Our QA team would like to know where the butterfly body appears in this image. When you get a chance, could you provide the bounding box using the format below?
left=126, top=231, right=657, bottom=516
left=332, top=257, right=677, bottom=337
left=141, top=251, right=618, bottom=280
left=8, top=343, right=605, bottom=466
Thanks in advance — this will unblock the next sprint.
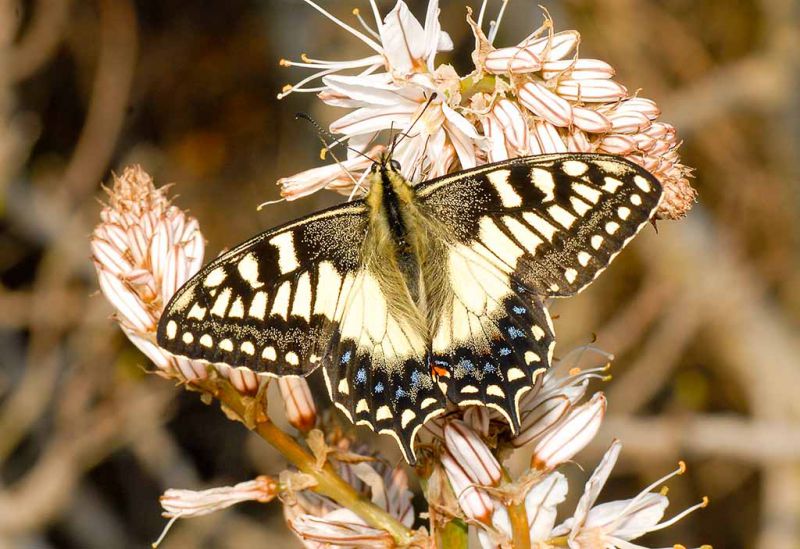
left=157, top=153, right=663, bottom=463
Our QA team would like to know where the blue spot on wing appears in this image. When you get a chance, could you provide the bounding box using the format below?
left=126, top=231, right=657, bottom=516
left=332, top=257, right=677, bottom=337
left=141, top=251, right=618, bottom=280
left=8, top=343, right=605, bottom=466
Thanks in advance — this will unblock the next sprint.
left=513, top=305, right=526, bottom=314
left=483, top=362, right=496, bottom=373
left=395, top=387, right=407, bottom=399
left=508, top=326, right=525, bottom=339
left=499, top=347, right=512, bottom=356
left=375, top=382, right=384, bottom=393
left=341, top=351, right=352, bottom=365
left=355, top=369, right=367, bottom=384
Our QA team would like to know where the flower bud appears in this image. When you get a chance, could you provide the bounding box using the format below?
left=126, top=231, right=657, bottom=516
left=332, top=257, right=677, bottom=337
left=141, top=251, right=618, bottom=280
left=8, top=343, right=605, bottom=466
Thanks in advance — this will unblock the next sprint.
left=444, top=420, right=501, bottom=486
left=278, top=377, right=317, bottom=432
left=519, top=81, right=573, bottom=127
left=485, top=46, right=542, bottom=74
left=532, top=392, right=606, bottom=470
left=556, top=79, right=628, bottom=102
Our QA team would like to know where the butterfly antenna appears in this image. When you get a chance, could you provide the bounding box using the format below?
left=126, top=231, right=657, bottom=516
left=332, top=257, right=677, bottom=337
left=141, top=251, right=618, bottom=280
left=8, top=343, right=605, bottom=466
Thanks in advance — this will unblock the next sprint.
left=390, top=92, right=437, bottom=157
left=295, top=113, right=376, bottom=164
left=295, top=113, right=373, bottom=199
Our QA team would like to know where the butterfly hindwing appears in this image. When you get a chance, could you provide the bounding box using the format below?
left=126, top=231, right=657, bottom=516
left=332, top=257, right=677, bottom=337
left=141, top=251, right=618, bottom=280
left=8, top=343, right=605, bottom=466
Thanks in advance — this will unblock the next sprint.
left=157, top=204, right=367, bottom=377
left=430, top=242, right=554, bottom=430
left=323, top=269, right=444, bottom=462
left=417, top=153, right=663, bottom=297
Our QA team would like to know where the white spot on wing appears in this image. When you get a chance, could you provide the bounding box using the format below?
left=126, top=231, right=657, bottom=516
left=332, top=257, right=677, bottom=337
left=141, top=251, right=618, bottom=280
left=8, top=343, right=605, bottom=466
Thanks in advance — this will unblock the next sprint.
left=262, top=346, right=277, bottom=361
left=605, top=221, right=620, bottom=235
left=401, top=409, right=417, bottom=428
left=210, top=288, right=232, bottom=317
left=338, top=378, right=349, bottom=395
left=570, top=196, right=592, bottom=216
left=249, top=291, right=268, bottom=319
left=313, top=261, right=342, bottom=319
left=487, top=385, right=505, bottom=398
left=591, top=235, right=604, bottom=250
left=562, top=160, right=588, bottom=176
left=228, top=296, right=245, bottom=318
left=187, top=303, right=206, bottom=320
left=531, top=168, right=556, bottom=202
left=479, top=217, right=524, bottom=268
left=285, top=351, right=299, bottom=366
left=573, top=182, right=602, bottom=204
left=503, top=216, right=544, bottom=253
left=166, top=320, right=177, bottom=339
left=531, top=325, right=545, bottom=340
left=241, top=341, right=255, bottom=355
left=182, top=332, right=194, bottom=344
left=630, top=194, right=642, bottom=206
left=270, top=281, right=291, bottom=319
left=547, top=205, right=576, bottom=228
left=237, top=253, right=263, bottom=288
left=618, top=206, right=631, bottom=220
left=204, top=267, right=226, bottom=287
left=634, top=174, right=652, bottom=192
left=292, top=272, right=312, bottom=321
left=524, top=351, right=540, bottom=364
left=269, top=232, right=299, bottom=274
left=602, top=177, right=623, bottom=193
left=578, top=251, right=592, bottom=266
left=356, top=399, right=369, bottom=414
left=487, top=169, right=521, bottom=207
left=376, top=405, right=393, bottom=421
left=565, top=268, right=578, bottom=284
left=219, top=339, right=233, bottom=352
left=507, top=368, right=526, bottom=381
left=522, top=212, right=558, bottom=241
left=200, top=334, right=213, bottom=347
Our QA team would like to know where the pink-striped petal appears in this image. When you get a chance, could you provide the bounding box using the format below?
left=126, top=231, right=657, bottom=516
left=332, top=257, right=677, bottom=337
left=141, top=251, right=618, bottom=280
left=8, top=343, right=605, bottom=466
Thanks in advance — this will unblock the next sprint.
left=556, top=79, right=628, bottom=102
left=519, top=81, right=573, bottom=127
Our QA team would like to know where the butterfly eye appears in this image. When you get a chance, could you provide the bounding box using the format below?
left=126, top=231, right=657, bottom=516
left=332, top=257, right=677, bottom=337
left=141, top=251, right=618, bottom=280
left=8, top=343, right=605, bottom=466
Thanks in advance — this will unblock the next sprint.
left=390, top=159, right=402, bottom=172
left=370, top=163, right=379, bottom=173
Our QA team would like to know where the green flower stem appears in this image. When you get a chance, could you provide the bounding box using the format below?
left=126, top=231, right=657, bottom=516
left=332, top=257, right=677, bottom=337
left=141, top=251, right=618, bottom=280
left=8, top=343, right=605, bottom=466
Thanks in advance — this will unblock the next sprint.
left=503, top=469, right=531, bottom=549
left=436, top=519, right=468, bottom=548
left=459, top=74, right=497, bottom=99
left=194, top=375, right=415, bottom=547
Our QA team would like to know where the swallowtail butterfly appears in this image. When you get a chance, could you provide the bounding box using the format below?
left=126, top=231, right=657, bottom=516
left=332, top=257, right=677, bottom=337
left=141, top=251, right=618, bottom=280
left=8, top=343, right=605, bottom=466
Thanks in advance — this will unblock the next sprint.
left=157, top=153, right=662, bottom=463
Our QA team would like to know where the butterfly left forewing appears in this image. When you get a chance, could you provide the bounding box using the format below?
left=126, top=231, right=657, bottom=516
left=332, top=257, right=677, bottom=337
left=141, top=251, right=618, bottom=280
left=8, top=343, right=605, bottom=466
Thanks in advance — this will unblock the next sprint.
left=157, top=204, right=368, bottom=377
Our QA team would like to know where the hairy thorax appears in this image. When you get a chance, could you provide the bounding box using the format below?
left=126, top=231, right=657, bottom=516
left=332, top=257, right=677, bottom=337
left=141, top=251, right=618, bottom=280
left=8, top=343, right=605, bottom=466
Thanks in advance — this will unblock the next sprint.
left=363, top=165, right=450, bottom=342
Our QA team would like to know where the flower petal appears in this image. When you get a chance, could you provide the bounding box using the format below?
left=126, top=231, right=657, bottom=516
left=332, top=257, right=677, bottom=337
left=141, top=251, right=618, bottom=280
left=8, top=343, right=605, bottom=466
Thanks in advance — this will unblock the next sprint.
left=380, top=0, right=427, bottom=74
left=526, top=472, right=569, bottom=542
left=519, top=81, right=573, bottom=127
left=444, top=420, right=501, bottom=486
left=541, top=58, right=615, bottom=80
left=485, top=46, right=542, bottom=74
left=532, top=392, right=606, bottom=470
left=556, top=79, right=628, bottom=102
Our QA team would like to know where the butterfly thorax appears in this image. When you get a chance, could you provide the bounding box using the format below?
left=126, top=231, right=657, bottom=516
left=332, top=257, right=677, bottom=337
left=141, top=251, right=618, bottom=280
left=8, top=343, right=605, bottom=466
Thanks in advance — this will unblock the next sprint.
left=363, top=162, right=450, bottom=341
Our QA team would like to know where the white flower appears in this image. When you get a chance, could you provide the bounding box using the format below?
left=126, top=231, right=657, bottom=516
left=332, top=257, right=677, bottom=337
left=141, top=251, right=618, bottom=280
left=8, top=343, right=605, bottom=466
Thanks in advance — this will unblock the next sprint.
left=552, top=440, right=710, bottom=549
left=91, top=166, right=208, bottom=382
left=277, top=1, right=483, bottom=198
left=278, top=2, right=696, bottom=218
left=285, top=440, right=416, bottom=548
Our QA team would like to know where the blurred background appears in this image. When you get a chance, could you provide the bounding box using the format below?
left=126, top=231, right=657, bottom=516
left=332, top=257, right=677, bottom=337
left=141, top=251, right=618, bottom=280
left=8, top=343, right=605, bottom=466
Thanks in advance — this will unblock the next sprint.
left=1, top=0, right=798, bottom=547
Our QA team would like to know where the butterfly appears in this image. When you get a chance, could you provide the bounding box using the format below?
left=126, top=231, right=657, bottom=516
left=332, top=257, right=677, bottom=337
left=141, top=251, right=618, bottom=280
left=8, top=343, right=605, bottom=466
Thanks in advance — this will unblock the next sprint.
left=157, top=152, right=662, bottom=463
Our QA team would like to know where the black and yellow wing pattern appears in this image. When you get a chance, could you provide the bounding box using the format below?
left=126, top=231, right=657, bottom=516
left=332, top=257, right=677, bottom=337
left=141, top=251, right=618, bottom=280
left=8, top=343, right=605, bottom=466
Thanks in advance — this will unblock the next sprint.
left=157, top=152, right=662, bottom=463
left=416, top=153, right=661, bottom=429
